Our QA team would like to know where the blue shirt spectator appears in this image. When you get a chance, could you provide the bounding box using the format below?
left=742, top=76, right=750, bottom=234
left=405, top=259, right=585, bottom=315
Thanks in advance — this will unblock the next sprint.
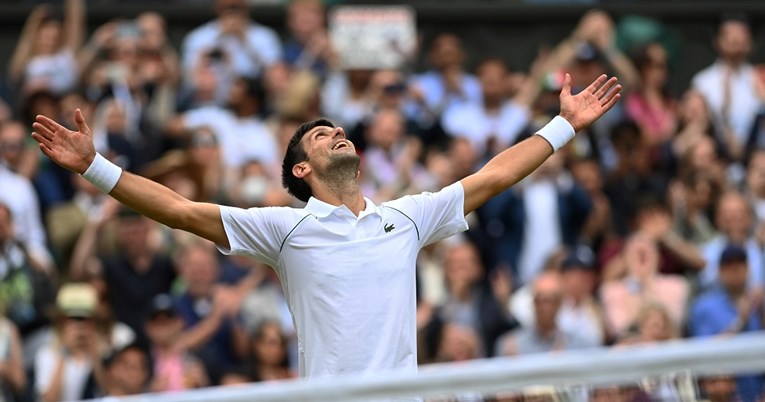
left=689, top=244, right=764, bottom=402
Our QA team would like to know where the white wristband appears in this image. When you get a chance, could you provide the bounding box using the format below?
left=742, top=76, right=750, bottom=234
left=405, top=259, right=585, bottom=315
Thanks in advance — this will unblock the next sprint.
left=535, top=115, right=576, bottom=151
left=82, top=153, right=122, bottom=194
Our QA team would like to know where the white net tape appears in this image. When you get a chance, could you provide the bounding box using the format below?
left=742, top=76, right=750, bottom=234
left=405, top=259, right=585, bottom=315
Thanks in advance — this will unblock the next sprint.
left=91, top=333, right=765, bottom=402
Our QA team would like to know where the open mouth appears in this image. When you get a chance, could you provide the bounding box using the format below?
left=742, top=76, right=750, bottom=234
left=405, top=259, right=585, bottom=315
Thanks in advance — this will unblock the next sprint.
left=332, top=141, right=351, bottom=151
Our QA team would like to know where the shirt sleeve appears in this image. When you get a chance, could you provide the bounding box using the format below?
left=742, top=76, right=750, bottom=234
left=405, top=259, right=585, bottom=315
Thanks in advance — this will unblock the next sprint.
left=216, top=206, right=292, bottom=267
left=386, top=182, right=469, bottom=248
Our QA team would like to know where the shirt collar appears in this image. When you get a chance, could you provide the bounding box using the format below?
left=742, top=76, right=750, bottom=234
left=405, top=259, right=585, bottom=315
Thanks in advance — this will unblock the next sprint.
left=304, top=196, right=380, bottom=219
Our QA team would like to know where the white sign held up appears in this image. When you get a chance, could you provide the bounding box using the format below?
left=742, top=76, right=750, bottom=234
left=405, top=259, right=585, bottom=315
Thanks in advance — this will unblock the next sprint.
left=329, top=5, right=417, bottom=70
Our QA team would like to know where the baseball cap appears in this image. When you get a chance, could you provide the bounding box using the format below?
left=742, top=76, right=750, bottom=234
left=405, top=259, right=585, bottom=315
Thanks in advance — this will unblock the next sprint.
left=720, top=244, right=748, bottom=266
left=149, top=293, right=177, bottom=318
left=55, top=283, right=98, bottom=318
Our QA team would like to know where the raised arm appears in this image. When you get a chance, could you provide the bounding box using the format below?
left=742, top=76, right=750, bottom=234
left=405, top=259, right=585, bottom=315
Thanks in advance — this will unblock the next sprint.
left=31, top=110, right=230, bottom=249
left=461, top=73, right=621, bottom=214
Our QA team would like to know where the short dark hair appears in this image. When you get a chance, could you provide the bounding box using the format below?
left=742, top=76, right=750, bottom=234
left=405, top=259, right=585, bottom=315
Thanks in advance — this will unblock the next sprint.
left=281, top=119, right=335, bottom=202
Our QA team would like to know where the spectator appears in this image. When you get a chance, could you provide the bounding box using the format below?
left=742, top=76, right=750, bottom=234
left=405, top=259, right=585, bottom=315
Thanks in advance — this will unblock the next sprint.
left=8, top=0, right=84, bottom=95
left=144, top=293, right=208, bottom=392
left=410, top=33, right=482, bottom=122
left=47, top=175, right=114, bottom=274
left=441, top=58, right=534, bottom=161
left=692, top=15, right=761, bottom=159
left=625, top=43, right=677, bottom=145
left=247, top=321, right=294, bottom=382
left=432, top=241, right=516, bottom=358
left=600, top=200, right=705, bottom=280
left=497, top=271, right=591, bottom=356
left=618, top=303, right=677, bottom=345
left=0, top=120, right=39, bottom=180
left=86, top=343, right=151, bottom=398
left=603, top=120, right=669, bottom=237
left=171, top=76, right=278, bottom=178
left=557, top=250, right=606, bottom=348
left=73, top=206, right=176, bottom=347
left=690, top=245, right=764, bottom=401
left=0, top=141, right=53, bottom=272
left=174, top=241, right=247, bottom=383
left=182, top=0, right=282, bottom=82
left=570, top=157, right=613, bottom=251
left=669, top=172, right=718, bottom=246
left=434, top=324, right=482, bottom=363
left=600, top=234, right=689, bottom=339
left=361, top=108, right=435, bottom=203
left=699, top=191, right=764, bottom=290
left=35, top=283, right=107, bottom=402
left=698, top=374, right=744, bottom=402
left=672, top=90, right=721, bottom=165
left=283, top=0, right=336, bottom=77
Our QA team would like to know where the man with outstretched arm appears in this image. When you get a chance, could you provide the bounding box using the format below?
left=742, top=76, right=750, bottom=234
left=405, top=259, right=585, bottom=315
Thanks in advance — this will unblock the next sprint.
left=32, top=74, right=620, bottom=388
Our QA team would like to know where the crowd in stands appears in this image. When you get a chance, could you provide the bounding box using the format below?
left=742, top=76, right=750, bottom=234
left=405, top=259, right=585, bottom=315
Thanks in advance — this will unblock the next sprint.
left=1, top=0, right=765, bottom=400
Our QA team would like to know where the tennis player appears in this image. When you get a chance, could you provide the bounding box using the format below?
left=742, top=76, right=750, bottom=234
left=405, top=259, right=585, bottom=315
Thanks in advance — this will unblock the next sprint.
left=32, top=74, right=619, bottom=384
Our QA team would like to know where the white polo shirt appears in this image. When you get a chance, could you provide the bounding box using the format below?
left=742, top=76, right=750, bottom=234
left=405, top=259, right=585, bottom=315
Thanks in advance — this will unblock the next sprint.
left=218, top=182, right=468, bottom=381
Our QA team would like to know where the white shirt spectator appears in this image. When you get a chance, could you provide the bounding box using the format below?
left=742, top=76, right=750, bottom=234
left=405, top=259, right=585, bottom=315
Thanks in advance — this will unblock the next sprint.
left=183, top=106, right=279, bottom=169
left=34, top=344, right=92, bottom=402
left=510, top=287, right=602, bottom=348
left=0, top=164, right=50, bottom=267
left=692, top=61, right=763, bottom=142
left=410, top=71, right=482, bottom=116
left=25, top=49, right=78, bottom=95
left=441, top=101, right=530, bottom=157
left=182, top=21, right=282, bottom=79
left=517, top=178, right=562, bottom=285
left=217, top=182, right=468, bottom=379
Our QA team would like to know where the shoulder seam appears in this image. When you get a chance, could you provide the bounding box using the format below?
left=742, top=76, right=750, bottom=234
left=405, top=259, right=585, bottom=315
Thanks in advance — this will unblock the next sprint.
left=384, top=206, right=420, bottom=241
left=279, top=213, right=314, bottom=253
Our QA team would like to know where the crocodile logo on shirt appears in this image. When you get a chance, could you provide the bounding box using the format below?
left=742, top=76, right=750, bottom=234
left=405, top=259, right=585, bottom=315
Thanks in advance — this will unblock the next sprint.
left=384, top=223, right=395, bottom=233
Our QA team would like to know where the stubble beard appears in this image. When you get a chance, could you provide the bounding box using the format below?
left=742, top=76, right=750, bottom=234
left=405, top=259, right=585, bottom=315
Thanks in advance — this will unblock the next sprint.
left=315, top=152, right=361, bottom=194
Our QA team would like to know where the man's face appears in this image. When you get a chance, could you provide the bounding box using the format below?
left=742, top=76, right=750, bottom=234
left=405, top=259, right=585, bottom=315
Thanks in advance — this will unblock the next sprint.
left=533, top=274, right=563, bottom=325
left=145, top=313, right=183, bottom=346
left=715, top=194, right=751, bottom=238
left=0, top=122, right=26, bottom=167
left=181, top=248, right=219, bottom=298
left=719, top=261, right=748, bottom=294
left=478, top=62, right=506, bottom=102
left=297, top=125, right=360, bottom=182
left=444, top=244, right=482, bottom=289
left=430, top=35, right=464, bottom=69
left=367, top=110, right=403, bottom=151
left=717, top=21, right=751, bottom=62
left=110, top=349, right=149, bottom=394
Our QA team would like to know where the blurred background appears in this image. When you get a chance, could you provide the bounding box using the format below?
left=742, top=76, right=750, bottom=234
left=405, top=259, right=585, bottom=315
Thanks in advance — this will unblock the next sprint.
left=1, top=0, right=765, bottom=401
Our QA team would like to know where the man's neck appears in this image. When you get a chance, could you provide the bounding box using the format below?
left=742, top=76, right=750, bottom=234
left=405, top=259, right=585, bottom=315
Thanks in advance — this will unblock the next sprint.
left=483, top=97, right=502, bottom=112
left=721, top=58, right=746, bottom=70
left=312, top=174, right=365, bottom=216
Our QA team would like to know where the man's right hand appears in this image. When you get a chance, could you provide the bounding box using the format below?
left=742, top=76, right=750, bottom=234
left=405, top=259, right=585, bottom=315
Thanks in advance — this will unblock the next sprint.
left=32, top=109, right=96, bottom=174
